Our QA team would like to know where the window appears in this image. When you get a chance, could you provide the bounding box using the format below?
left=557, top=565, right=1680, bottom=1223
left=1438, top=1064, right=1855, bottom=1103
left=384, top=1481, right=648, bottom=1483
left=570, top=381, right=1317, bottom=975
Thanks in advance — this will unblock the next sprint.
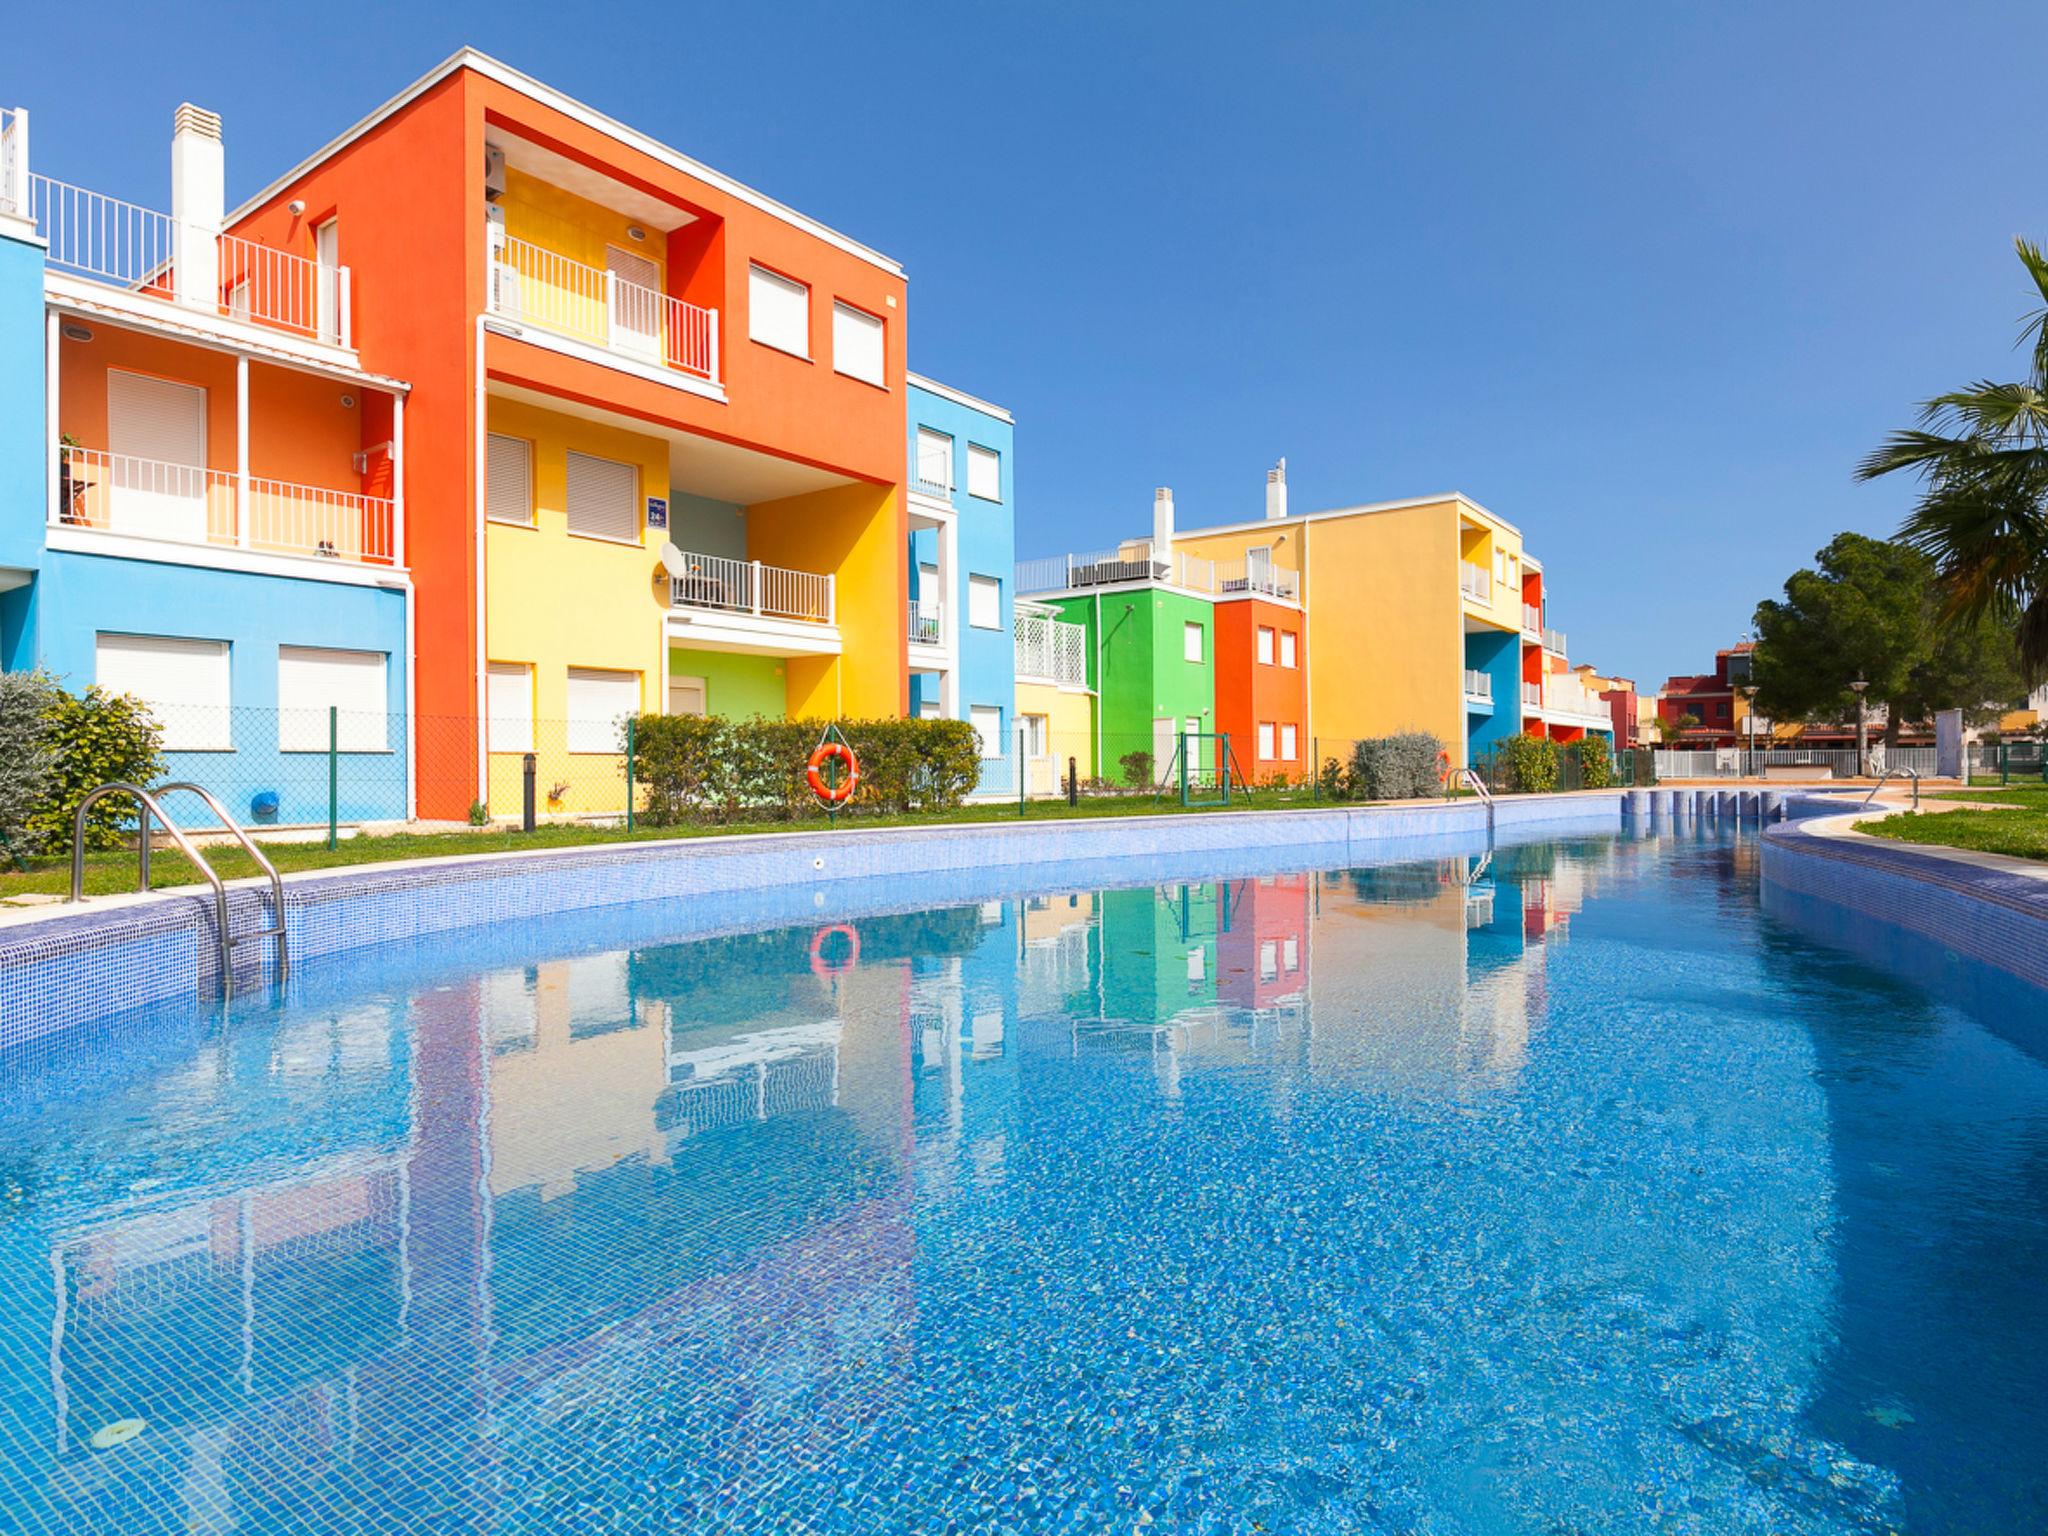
left=969, top=704, right=1003, bottom=758
left=1260, top=941, right=1278, bottom=982
left=1186, top=947, right=1205, bottom=983
left=1022, top=713, right=1048, bottom=757
left=96, top=633, right=231, bottom=751
left=1283, top=936, right=1298, bottom=971
left=916, top=427, right=953, bottom=491
left=278, top=646, right=389, bottom=752
left=1279, top=630, right=1297, bottom=668
left=564, top=450, right=639, bottom=544
left=967, top=443, right=1001, bottom=501
left=488, top=662, right=534, bottom=753
left=832, top=301, right=885, bottom=386
left=1257, top=722, right=1276, bottom=760
left=748, top=264, right=809, bottom=356
left=968, top=574, right=1001, bottom=630
left=565, top=667, right=640, bottom=754
left=1280, top=723, right=1298, bottom=760
left=106, top=370, right=208, bottom=541
left=1183, top=621, right=1204, bottom=663
left=1256, top=626, right=1275, bottom=665
left=486, top=434, right=533, bottom=526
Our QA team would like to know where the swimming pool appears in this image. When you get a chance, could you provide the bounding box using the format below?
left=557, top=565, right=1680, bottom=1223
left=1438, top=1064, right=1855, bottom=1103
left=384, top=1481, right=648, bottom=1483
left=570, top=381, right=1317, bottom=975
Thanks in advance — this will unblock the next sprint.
left=1, top=824, right=2042, bottom=1533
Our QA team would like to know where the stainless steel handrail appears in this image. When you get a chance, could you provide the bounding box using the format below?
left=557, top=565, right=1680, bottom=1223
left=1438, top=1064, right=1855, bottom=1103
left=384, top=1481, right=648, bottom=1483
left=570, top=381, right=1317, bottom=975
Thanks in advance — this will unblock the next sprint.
left=1445, top=767, right=1493, bottom=803
left=156, top=781, right=289, bottom=983
left=68, top=782, right=235, bottom=989
left=1862, top=766, right=1921, bottom=812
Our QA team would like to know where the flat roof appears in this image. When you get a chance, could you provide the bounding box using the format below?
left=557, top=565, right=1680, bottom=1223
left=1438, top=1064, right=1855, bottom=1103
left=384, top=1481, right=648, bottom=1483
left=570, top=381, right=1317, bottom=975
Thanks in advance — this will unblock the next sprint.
left=907, top=372, right=1013, bottom=423
left=1170, top=490, right=1525, bottom=543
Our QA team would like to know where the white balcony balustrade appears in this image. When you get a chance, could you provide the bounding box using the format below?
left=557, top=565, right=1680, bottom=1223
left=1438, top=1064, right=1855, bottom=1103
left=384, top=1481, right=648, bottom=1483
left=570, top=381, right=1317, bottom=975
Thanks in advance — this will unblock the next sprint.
left=1522, top=603, right=1542, bottom=635
left=1463, top=669, right=1493, bottom=702
left=1544, top=627, right=1568, bottom=655
left=57, top=446, right=397, bottom=564
left=488, top=231, right=718, bottom=382
left=1014, top=609, right=1089, bottom=687
left=909, top=600, right=943, bottom=646
left=668, top=550, right=833, bottom=624
left=1216, top=556, right=1300, bottom=601
left=1016, top=542, right=1215, bottom=595
left=1460, top=562, right=1492, bottom=602
left=1522, top=681, right=1543, bottom=708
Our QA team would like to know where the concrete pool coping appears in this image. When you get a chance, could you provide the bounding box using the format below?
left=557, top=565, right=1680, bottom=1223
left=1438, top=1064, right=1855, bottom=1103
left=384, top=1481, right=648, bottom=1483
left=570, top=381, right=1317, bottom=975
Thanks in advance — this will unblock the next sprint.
left=1, top=792, right=1627, bottom=1049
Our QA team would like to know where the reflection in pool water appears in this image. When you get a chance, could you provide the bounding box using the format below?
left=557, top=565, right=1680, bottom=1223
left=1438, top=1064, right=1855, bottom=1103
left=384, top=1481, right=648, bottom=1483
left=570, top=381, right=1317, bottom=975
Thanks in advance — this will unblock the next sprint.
left=0, top=827, right=2043, bottom=1532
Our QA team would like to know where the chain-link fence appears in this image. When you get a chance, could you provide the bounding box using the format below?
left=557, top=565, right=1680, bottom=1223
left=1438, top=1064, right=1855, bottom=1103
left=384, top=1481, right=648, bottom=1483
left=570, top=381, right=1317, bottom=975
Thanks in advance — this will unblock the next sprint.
left=1969, top=741, right=2048, bottom=783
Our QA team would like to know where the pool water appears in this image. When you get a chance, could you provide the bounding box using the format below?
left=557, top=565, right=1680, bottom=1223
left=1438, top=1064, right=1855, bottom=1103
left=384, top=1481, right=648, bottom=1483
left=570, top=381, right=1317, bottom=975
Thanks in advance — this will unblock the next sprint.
left=1, top=827, right=2044, bottom=1533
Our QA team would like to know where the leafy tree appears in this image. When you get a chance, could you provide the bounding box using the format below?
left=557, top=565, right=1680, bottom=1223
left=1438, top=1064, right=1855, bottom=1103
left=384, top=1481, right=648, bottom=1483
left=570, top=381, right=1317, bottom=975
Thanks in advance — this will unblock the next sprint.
left=1751, top=532, right=2022, bottom=744
left=1859, top=238, right=2048, bottom=683
left=26, top=686, right=165, bottom=853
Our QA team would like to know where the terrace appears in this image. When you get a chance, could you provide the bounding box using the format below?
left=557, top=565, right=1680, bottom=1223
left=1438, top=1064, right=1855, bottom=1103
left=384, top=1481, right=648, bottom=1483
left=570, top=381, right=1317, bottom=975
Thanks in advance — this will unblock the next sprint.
left=1015, top=603, right=1089, bottom=688
left=1016, top=542, right=1216, bottom=596
left=664, top=549, right=839, bottom=657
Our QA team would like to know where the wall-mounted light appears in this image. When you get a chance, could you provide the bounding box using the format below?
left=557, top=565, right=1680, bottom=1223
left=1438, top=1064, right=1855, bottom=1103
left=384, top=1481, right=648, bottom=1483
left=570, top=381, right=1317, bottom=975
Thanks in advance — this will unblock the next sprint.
left=339, top=393, right=356, bottom=408
left=627, top=225, right=646, bottom=242
left=60, top=323, right=93, bottom=343
left=286, top=199, right=306, bottom=217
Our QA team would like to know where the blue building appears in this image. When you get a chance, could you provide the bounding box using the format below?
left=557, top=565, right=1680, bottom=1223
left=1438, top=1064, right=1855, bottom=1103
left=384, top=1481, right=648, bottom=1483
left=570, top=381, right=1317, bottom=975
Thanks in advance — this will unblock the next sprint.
left=0, top=104, right=415, bottom=828
left=906, top=374, right=1017, bottom=793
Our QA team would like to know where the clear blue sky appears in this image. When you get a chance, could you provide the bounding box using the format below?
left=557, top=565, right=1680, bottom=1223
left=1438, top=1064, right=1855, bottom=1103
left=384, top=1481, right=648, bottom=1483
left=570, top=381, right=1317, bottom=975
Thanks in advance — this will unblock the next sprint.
left=15, top=0, right=2046, bottom=686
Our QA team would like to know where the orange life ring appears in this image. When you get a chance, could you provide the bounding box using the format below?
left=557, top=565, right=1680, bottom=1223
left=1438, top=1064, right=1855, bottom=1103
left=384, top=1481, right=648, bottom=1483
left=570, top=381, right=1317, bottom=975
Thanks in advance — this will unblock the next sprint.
left=809, top=923, right=860, bottom=979
left=805, top=741, right=860, bottom=806
left=1436, top=749, right=1454, bottom=783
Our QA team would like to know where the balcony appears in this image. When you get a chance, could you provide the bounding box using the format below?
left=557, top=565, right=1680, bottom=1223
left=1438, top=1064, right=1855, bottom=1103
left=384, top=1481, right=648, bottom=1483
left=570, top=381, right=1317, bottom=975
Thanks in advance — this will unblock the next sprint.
left=1463, top=669, right=1493, bottom=703
left=1536, top=677, right=1609, bottom=723
left=1016, top=542, right=1214, bottom=595
left=1522, top=603, right=1542, bottom=637
left=1522, top=681, right=1542, bottom=708
left=1460, top=562, right=1491, bottom=603
left=487, top=231, right=718, bottom=384
left=909, top=599, right=943, bottom=647
left=20, top=175, right=353, bottom=347
left=1216, top=557, right=1299, bottom=602
left=665, top=549, right=839, bottom=657
left=1544, top=627, right=1567, bottom=655
left=56, top=447, right=396, bottom=565
left=1015, top=607, right=1088, bottom=688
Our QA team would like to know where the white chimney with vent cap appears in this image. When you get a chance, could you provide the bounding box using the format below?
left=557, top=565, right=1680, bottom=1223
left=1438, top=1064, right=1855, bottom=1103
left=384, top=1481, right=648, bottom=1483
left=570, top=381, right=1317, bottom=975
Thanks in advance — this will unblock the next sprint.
left=170, top=104, right=223, bottom=311
left=1266, top=458, right=1288, bottom=520
left=1151, top=486, right=1175, bottom=554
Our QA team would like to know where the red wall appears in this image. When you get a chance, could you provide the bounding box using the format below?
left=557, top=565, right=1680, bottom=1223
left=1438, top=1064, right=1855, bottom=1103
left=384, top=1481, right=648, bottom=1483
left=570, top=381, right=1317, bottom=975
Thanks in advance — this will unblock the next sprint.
left=1213, top=598, right=1307, bottom=780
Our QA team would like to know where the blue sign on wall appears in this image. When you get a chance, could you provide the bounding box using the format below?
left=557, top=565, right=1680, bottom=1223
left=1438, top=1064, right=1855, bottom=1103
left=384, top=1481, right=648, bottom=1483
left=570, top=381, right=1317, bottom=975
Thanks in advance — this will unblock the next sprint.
left=646, top=496, right=668, bottom=529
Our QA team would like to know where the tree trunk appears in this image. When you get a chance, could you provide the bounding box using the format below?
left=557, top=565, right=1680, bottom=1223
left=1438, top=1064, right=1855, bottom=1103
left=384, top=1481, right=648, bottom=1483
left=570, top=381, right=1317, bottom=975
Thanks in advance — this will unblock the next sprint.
left=1883, top=712, right=1902, bottom=748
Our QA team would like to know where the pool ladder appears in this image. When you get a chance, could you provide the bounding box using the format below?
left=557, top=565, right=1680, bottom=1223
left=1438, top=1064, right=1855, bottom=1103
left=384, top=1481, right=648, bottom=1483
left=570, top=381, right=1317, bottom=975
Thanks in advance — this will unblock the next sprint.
left=1444, top=767, right=1496, bottom=842
left=1862, top=767, right=1921, bottom=812
left=66, top=781, right=289, bottom=998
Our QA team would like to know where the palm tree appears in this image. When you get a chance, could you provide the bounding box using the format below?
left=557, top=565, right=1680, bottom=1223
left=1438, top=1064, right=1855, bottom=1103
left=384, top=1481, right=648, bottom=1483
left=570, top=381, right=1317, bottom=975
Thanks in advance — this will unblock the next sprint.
left=1859, top=237, right=2048, bottom=683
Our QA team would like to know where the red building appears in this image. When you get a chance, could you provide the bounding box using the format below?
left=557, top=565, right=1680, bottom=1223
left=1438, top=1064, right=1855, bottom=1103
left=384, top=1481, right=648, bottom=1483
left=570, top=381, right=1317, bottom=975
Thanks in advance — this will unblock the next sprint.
left=1213, top=590, right=1308, bottom=785
left=1657, top=643, right=1753, bottom=748
left=1216, top=874, right=1310, bottom=1011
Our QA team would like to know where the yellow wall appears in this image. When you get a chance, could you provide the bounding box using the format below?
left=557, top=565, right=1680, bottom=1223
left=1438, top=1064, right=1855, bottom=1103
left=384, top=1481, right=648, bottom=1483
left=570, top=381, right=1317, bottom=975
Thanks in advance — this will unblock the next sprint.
left=748, top=479, right=905, bottom=718
left=1457, top=506, right=1525, bottom=633
left=1171, top=524, right=1305, bottom=575
left=1016, top=679, right=1096, bottom=792
left=499, top=167, right=669, bottom=341
left=484, top=396, right=669, bottom=815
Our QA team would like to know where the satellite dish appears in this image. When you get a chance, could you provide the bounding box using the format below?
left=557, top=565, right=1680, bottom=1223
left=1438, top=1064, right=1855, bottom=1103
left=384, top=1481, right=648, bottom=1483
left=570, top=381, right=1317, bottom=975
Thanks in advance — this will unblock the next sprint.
left=658, top=542, right=689, bottom=579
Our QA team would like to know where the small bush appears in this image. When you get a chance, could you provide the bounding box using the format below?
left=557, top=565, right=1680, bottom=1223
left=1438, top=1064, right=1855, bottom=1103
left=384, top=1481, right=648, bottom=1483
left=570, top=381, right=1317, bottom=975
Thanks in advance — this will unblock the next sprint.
left=0, top=669, right=61, bottom=858
left=1575, top=736, right=1615, bottom=789
left=1117, top=749, right=1153, bottom=788
left=1348, top=731, right=1447, bottom=800
left=1318, top=755, right=1353, bottom=801
left=26, top=685, right=165, bottom=853
left=1492, top=732, right=1560, bottom=794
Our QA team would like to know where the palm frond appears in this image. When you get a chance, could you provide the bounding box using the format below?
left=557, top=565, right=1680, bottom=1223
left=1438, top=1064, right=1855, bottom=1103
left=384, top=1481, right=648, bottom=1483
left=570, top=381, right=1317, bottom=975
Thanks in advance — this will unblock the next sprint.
left=2017, top=237, right=2048, bottom=384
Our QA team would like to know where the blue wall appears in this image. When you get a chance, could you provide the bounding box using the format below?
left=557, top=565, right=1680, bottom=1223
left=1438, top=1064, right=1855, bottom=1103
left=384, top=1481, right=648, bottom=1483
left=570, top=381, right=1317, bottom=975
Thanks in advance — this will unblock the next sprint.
left=906, top=379, right=1016, bottom=742
left=0, top=222, right=46, bottom=666
left=1465, top=629, right=1522, bottom=761
left=34, top=551, right=411, bottom=825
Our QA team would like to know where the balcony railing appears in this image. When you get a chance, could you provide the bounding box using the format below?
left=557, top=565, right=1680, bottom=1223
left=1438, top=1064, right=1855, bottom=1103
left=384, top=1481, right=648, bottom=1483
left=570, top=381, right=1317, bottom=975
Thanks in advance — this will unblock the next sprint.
left=488, top=231, right=718, bottom=382
left=1463, top=669, right=1492, bottom=702
left=1522, top=681, right=1543, bottom=708
left=25, top=175, right=353, bottom=345
left=1016, top=542, right=1215, bottom=595
left=1522, top=603, right=1542, bottom=635
left=909, top=600, right=943, bottom=645
left=57, top=447, right=397, bottom=563
left=1015, top=610, right=1088, bottom=687
left=1534, top=677, right=1608, bottom=719
left=1216, top=557, right=1299, bottom=601
left=1460, top=562, right=1491, bottom=602
left=668, top=550, right=833, bottom=624
left=1544, top=627, right=1567, bottom=655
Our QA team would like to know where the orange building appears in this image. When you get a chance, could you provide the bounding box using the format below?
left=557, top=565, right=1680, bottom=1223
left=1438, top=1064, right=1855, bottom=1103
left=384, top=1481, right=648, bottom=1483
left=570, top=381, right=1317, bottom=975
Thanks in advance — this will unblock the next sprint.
left=1212, top=593, right=1307, bottom=784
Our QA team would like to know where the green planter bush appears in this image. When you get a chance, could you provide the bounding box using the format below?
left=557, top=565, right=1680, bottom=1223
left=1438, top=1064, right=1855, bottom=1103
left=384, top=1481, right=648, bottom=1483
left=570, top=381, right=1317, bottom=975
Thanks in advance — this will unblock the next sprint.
left=25, top=685, right=165, bottom=853
left=1575, top=736, right=1615, bottom=789
left=1348, top=731, right=1447, bottom=801
left=1492, top=732, right=1560, bottom=794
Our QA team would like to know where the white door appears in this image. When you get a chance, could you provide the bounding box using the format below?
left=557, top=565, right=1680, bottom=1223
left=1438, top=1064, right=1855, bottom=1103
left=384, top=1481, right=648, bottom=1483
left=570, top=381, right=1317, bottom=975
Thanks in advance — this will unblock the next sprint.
left=315, top=219, right=339, bottom=341
left=669, top=676, right=707, bottom=716
left=107, top=370, right=208, bottom=542
left=1152, top=716, right=1175, bottom=785
left=606, top=245, right=662, bottom=360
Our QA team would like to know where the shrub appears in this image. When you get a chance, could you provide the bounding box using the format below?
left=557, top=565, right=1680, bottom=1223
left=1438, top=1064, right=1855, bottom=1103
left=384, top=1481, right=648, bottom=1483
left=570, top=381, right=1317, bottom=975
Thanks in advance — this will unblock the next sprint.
left=1575, top=736, right=1614, bottom=789
left=1117, top=749, right=1153, bottom=788
left=0, top=669, right=61, bottom=859
left=1318, top=754, right=1353, bottom=801
left=1491, top=732, right=1560, bottom=794
left=26, top=685, right=165, bottom=853
left=1348, top=731, right=1447, bottom=801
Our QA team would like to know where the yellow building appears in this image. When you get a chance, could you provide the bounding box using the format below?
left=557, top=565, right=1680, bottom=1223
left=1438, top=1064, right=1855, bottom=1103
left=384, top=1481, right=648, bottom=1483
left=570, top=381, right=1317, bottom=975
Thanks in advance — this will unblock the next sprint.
left=1011, top=600, right=1097, bottom=794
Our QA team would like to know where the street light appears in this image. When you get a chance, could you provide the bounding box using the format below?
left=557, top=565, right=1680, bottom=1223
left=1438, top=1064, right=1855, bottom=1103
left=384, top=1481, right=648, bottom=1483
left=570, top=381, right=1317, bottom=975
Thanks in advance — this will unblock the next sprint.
left=1739, top=684, right=1759, bottom=778
left=1849, top=677, right=1870, bottom=779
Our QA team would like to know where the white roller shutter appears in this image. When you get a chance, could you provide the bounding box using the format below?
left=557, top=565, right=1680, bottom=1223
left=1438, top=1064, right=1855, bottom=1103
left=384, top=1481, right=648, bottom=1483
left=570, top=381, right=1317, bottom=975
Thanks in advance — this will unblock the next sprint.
left=278, top=646, right=388, bottom=751
left=564, top=450, right=639, bottom=544
left=486, top=434, right=532, bottom=526
left=487, top=662, right=534, bottom=754
left=566, top=667, right=640, bottom=754
left=916, top=428, right=952, bottom=490
left=606, top=245, right=662, bottom=360
left=832, top=301, right=884, bottom=385
left=748, top=264, right=809, bottom=356
left=968, top=574, right=1000, bottom=630
left=96, top=633, right=231, bottom=750
left=107, top=369, right=208, bottom=541
left=967, top=443, right=1001, bottom=501
left=969, top=705, right=1002, bottom=759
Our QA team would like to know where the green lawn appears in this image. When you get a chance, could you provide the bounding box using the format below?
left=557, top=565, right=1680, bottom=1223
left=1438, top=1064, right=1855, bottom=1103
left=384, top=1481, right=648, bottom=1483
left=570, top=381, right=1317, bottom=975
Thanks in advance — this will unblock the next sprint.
left=1921, top=784, right=2048, bottom=808
left=3, top=786, right=1341, bottom=900
left=1860, top=804, right=2048, bottom=862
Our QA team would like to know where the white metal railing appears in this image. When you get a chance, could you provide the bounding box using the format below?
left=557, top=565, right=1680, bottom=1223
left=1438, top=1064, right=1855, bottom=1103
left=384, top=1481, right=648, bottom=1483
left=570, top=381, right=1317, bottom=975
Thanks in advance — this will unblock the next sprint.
left=1015, top=609, right=1088, bottom=686
left=1544, top=626, right=1567, bottom=655
left=668, top=549, right=833, bottom=624
left=1522, top=603, right=1542, bottom=635
left=1460, top=562, right=1491, bottom=602
left=0, top=109, right=26, bottom=216
left=1522, top=681, right=1542, bottom=708
left=56, top=447, right=396, bottom=563
left=1541, top=677, right=1608, bottom=719
left=1463, top=669, right=1492, bottom=701
left=218, top=231, right=348, bottom=345
left=489, top=230, right=718, bottom=381
left=26, top=173, right=177, bottom=291
left=1015, top=542, right=1215, bottom=594
left=909, top=599, right=942, bottom=645
left=1216, top=556, right=1300, bottom=601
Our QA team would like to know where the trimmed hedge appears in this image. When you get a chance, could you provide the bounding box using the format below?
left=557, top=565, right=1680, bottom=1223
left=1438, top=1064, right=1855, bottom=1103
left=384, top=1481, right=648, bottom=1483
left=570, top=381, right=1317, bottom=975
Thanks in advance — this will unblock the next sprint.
left=633, top=714, right=981, bottom=824
left=1348, top=731, right=1448, bottom=801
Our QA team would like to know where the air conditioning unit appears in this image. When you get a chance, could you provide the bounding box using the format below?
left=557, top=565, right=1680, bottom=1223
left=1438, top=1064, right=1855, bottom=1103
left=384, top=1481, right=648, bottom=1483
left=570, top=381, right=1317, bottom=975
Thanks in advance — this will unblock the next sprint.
left=483, top=145, right=507, bottom=202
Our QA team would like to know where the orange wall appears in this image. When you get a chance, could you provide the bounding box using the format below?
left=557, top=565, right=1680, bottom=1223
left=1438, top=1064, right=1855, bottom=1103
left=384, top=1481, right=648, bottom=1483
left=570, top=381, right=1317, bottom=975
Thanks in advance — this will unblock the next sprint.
left=1213, top=598, right=1307, bottom=778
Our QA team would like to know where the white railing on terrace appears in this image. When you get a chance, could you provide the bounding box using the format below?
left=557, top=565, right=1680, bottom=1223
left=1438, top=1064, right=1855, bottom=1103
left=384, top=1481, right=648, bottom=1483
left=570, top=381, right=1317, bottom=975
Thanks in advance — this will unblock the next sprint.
left=26, top=175, right=355, bottom=345
left=1544, top=627, right=1567, bottom=655
left=1216, top=557, right=1300, bottom=601
left=1460, top=562, right=1491, bottom=602
left=1016, top=542, right=1215, bottom=595
left=1522, top=603, right=1542, bottom=635
left=57, top=447, right=396, bottom=563
left=1542, top=678, right=1608, bottom=719
left=668, top=549, right=833, bottom=624
left=489, top=231, right=718, bottom=382
left=1522, top=681, right=1542, bottom=708
left=1463, top=669, right=1492, bottom=701
left=911, top=460, right=953, bottom=499
left=908, top=600, right=942, bottom=645
left=1015, top=610, right=1088, bottom=687
left=1, top=109, right=32, bottom=217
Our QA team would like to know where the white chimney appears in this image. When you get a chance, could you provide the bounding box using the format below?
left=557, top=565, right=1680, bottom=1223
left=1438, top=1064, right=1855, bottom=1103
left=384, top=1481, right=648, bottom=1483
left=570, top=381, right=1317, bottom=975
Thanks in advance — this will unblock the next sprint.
left=1265, top=457, right=1288, bottom=520
left=170, top=104, right=223, bottom=311
left=1151, top=486, right=1175, bottom=554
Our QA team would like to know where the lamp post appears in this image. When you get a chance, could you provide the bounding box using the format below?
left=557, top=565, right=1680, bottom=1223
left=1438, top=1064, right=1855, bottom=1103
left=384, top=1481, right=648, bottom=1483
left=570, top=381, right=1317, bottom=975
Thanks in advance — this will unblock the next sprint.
left=1849, top=677, right=1870, bottom=780
left=1739, top=684, right=1759, bottom=778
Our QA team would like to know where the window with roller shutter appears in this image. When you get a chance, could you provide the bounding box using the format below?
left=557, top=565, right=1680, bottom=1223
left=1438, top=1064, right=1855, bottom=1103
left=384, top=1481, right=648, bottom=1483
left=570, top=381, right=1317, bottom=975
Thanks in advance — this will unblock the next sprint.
left=564, top=451, right=639, bottom=544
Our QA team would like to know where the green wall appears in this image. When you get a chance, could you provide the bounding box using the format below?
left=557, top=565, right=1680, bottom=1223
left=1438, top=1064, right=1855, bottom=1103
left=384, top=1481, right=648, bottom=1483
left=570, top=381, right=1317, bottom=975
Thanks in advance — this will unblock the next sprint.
left=1094, top=884, right=1220, bottom=1025
left=1049, top=586, right=1214, bottom=780
left=669, top=648, right=788, bottom=719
